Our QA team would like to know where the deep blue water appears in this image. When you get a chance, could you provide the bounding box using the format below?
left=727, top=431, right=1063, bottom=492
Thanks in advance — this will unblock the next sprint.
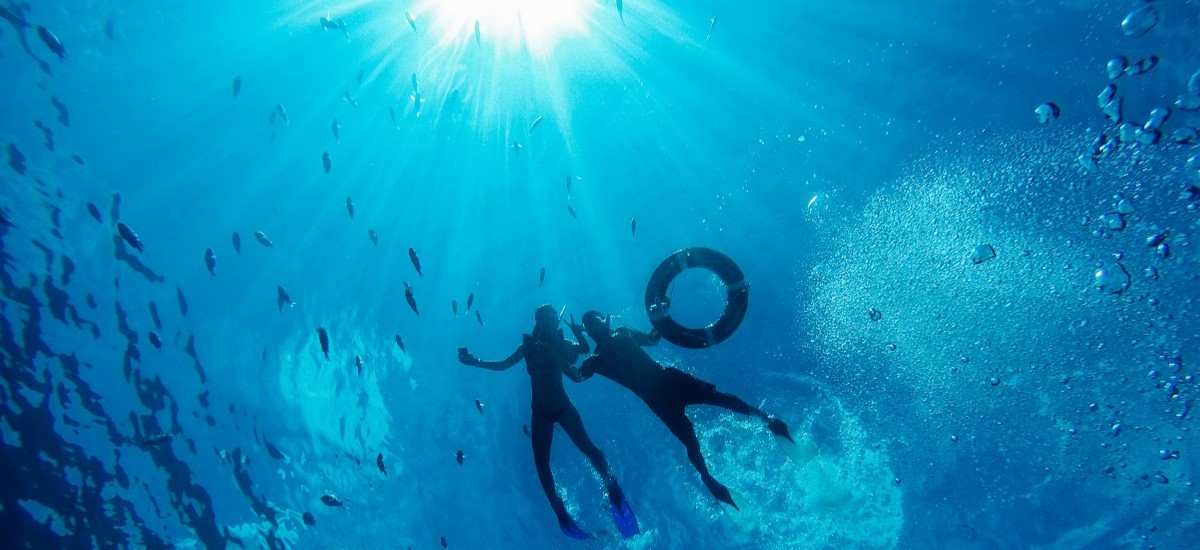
left=2, top=0, right=1200, bottom=548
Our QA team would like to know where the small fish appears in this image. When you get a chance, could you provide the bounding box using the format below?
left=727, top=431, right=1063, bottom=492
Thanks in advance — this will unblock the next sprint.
left=411, top=93, right=423, bottom=116
left=322, top=152, right=331, bottom=174
left=343, top=91, right=357, bottom=107
left=512, top=141, right=522, bottom=159
left=346, top=196, right=355, bottom=218
left=388, top=106, right=399, bottom=128
left=302, top=512, right=316, bottom=526
left=87, top=202, right=102, bottom=223
left=441, top=536, right=448, bottom=548
left=355, top=355, right=363, bottom=376
left=50, top=97, right=71, bottom=127
left=32, top=120, right=55, bottom=152
left=452, top=299, right=458, bottom=317
left=254, top=231, right=274, bottom=248
left=148, top=331, right=163, bottom=350
left=231, top=232, right=241, bottom=253
left=466, top=293, right=474, bottom=311
left=411, top=73, right=419, bottom=94
left=539, top=267, right=545, bottom=287
left=529, top=116, right=544, bottom=133
left=317, top=327, right=330, bottom=359
left=320, top=15, right=349, bottom=37
left=394, top=334, right=406, bottom=352
left=277, top=286, right=294, bottom=311
left=405, top=11, right=418, bottom=32
left=177, top=287, right=189, bottom=317
left=631, top=217, right=637, bottom=238
left=455, top=449, right=464, bottom=466
left=475, top=310, right=485, bottom=327
left=233, top=76, right=242, bottom=99
left=320, top=494, right=343, bottom=507
left=408, top=248, right=423, bottom=278
left=522, top=425, right=531, bottom=438
left=616, top=0, right=624, bottom=22
left=104, top=18, right=115, bottom=40
left=707, top=16, right=717, bottom=40
left=332, top=118, right=340, bottom=142
left=204, top=248, right=216, bottom=276
left=117, top=222, right=144, bottom=252
left=37, top=26, right=66, bottom=61
left=368, top=229, right=378, bottom=245
left=475, top=399, right=484, bottom=414
left=138, top=433, right=175, bottom=447
left=404, top=282, right=419, bottom=316
left=276, top=104, right=290, bottom=125
left=567, top=204, right=577, bottom=219
left=7, top=143, right=26, bottom=174
left=566, top=174, right=572, bottom=196
left=474, top=20, right=481, bottom=46
left=377, top=452, right=387, bottom=477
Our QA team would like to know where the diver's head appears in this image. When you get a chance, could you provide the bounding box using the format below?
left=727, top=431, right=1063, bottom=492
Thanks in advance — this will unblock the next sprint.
left=582, top=310, right=609, bottom=339
left=533, top=304, right=558, bottom=333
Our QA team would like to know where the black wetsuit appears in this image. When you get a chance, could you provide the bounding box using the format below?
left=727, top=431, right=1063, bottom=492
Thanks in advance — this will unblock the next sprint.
left=479, top=328, right=619, bottom=523
left=580, top=328, right=759, bottom=506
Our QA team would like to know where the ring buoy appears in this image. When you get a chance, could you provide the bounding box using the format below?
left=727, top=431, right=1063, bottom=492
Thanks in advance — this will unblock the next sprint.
left=644, top=247, right=749, bottom=349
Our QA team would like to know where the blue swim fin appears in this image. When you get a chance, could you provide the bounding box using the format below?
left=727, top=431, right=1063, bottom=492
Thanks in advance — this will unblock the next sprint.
left=559, top=518, right=590, bottom=540
left=609, top=498, right=640, bottom=539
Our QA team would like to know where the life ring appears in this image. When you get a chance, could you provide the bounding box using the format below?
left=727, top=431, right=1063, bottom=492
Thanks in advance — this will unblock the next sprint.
left=644, top=247, right=749, bottom=349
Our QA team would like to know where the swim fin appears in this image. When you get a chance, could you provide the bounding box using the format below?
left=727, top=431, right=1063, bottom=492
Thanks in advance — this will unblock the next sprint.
left=609, top=498, right=640, bottom=539
left=558, top=517, right=590, bottom=540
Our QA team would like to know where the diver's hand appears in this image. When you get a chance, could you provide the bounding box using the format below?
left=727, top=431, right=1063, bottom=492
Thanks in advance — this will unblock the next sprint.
left=457, top=348, right=479, bottom=366
left=565, top=314, right=584, bottom=334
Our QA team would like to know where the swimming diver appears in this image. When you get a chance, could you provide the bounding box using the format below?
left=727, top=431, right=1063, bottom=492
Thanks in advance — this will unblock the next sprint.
left=457, top=305, right=639, bottom=539
left=577, top=311, right=796, bottom=510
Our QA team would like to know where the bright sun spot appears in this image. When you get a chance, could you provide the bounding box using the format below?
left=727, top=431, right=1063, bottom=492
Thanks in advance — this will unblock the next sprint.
left=416, top=0, right=596, bottom=55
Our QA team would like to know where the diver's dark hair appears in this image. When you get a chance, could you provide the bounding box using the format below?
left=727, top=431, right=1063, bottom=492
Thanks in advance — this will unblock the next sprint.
left=534, top=304, right=556, bottom=320
left=582, top=310, right=604, bottom=325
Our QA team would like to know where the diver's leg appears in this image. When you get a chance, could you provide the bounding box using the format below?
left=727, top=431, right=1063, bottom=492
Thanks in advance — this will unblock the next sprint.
left=693, top=380, right=795, bottom=442
left=557, top=404, right=622, bottom=505
left=659, top=407, right=738, bottom=510
left=531, top=412, right=570, bottom=523
left=704, top=390, right=795, bottom=441
left=701, top=388, right=762, bottom=417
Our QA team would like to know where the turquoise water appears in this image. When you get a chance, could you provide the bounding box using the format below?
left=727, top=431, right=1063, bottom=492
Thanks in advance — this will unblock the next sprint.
left=2, top=0, right=1199, bottom=548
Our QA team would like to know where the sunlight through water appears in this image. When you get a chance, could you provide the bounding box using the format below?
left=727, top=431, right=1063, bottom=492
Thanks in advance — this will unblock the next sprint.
left=417, top=0, right=596, bottom=56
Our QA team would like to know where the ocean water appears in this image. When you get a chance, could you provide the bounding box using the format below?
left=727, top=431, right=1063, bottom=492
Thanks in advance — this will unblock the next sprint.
left=2, top=0, right=1199, bottom=548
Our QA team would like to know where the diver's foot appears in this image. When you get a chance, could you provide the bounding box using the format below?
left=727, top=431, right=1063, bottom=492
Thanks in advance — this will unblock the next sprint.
left=609, top=496, right=640, bottom=539
left=767, top=417, right=795, bottom=444
left=558, top=516, right=590, bottom=540
left=605, top=479, right=625, bottom=508
left=702, top=476, right=739, bottom=510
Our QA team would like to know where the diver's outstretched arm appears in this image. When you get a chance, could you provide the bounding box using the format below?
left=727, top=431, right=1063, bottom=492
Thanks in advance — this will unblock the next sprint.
left=562, top=364, right=584, bottom=383
left=624, top=327, right=661, bottom=347
left=459, top=345, right=523, bottom=371
left=566, top=315, right=590, bottom=355
left=577, top=357, right=597, bottom=381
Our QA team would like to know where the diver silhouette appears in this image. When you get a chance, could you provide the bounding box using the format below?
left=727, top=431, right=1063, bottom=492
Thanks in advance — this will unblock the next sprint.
left=458, top=305, right=638, bottom=539
left=577, top=310, right=795, bottom=510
